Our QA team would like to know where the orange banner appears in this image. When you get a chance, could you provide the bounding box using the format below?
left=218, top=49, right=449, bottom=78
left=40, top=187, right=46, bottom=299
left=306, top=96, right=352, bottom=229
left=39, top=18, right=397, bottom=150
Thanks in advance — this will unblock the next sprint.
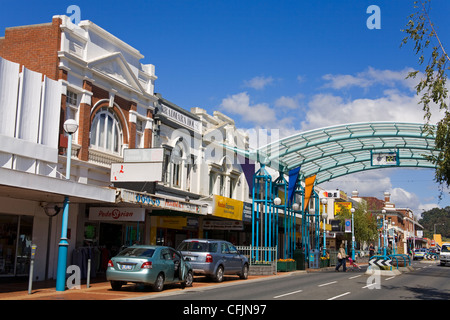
left=303, top=175, right=316, bottom=211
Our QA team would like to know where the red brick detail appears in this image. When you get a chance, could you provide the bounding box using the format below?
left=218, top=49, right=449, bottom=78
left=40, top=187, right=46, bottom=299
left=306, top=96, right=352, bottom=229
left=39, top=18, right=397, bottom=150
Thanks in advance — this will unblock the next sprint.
left=0, top=17, right=62, bottom=81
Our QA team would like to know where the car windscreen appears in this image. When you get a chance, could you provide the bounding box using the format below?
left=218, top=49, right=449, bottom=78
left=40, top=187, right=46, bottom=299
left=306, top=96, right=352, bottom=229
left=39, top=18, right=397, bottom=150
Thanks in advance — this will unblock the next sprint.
left=442, top=245, right=450, bottom=253
left=177, top=241, right=218, bottom=252
left=117, top=247, right=155, bottom=258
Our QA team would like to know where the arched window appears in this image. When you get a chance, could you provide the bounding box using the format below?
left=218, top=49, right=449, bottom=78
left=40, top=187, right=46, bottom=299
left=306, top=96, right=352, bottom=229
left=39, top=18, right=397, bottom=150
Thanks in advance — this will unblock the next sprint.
left=90, top=107, right=123, bottom=155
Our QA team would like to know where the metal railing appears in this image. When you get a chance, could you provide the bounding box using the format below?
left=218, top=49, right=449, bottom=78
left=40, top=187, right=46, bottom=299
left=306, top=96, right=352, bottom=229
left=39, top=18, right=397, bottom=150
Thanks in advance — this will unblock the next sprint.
left=236, top=246, right=277, bottom=265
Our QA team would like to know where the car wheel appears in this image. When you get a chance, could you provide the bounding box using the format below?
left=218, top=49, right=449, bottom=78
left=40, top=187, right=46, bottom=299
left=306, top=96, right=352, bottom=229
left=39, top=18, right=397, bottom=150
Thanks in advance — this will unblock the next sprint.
left=182, top=270, right=194, bottom=288
left=110, top=281, right=123, bottom=291
left=153, top=273, right=164, bottom=292
left=240, top=264, right=249, bottom=280
left=214, top=265, right=224, bottom=282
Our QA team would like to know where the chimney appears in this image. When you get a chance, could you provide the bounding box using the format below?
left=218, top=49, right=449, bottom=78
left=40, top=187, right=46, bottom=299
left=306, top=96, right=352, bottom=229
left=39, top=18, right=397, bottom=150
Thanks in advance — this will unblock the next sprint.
left=352, top=190, right=359, bottom=198
left=384, top=191, right=390, bottom=203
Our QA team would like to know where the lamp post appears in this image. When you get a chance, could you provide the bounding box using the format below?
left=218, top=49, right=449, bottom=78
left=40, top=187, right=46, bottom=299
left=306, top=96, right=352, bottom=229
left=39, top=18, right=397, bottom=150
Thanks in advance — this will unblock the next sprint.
left=382, top=209, right=387, bottom=257
left=56, top=119, right=78, bottom=291
left=321, top=198, right=327, bottom=257
left=350, top=207, right=355, bottom=260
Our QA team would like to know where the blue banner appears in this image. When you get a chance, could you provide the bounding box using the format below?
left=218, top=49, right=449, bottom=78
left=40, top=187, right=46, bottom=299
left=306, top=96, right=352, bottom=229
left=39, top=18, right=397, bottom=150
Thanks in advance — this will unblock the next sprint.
left=287, top=167, right=300, bottom=206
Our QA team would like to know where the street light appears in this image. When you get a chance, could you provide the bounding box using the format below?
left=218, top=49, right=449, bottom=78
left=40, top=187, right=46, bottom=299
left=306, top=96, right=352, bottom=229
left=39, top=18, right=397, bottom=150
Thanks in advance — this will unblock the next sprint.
left=321, top=198, right=327, bottom=257
left=351, top=207, right=355, bottom=260
left=274, top=197, right=282, bottom=206
left=56, top=119, right=78, bottom=292
left=382, top=209, right=387, bottom=257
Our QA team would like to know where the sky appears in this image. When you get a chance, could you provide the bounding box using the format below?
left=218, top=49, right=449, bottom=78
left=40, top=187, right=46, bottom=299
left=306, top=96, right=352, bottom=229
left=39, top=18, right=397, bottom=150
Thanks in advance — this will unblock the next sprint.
left=1, top=0, right=450, bottom=218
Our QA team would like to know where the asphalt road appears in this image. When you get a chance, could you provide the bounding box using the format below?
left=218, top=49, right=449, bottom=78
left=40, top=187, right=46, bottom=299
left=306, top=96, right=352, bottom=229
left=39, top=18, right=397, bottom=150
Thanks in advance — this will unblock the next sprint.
left=139, top=261, right=450, bottom=301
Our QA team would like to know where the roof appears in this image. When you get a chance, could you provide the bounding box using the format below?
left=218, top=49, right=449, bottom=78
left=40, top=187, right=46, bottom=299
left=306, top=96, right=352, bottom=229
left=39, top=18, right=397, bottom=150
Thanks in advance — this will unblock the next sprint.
left=227, top=122, right=438, bottom=185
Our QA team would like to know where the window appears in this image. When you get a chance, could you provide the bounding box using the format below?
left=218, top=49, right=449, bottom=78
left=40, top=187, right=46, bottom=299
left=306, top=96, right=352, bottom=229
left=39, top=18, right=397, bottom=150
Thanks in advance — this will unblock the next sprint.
left=135, top=118, right=144, bottom=148
left=90, top=107, right=123, bottom=155
left=171, top=142, right=183, bottom=188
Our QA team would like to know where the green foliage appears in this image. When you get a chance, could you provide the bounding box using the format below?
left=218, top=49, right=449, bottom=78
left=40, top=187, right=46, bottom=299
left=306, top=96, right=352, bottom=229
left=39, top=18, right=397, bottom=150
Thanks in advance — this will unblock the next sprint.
left=401, top=1, right=450, bottom=191
left=418, top=206, right=450, bottom=238
left=335, top=202, right=378, bottom=243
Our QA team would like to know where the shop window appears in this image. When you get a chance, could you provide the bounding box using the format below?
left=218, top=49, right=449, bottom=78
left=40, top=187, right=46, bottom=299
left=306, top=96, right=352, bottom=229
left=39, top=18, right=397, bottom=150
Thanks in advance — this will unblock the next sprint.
left=0, top=214, right=33, bottom=276
left=90, top=107, right=123, bottom=156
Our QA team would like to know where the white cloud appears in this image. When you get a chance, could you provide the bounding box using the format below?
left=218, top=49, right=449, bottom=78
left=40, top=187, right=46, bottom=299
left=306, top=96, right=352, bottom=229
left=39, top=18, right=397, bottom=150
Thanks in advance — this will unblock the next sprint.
left=322, top=67, right=417, bottom=91
left=274, top=94, right=303, bottom=110
left=243, top=76, right=274, bottom=90
left=299, top=90, right=444, bottom=131
left=220, top=92, right=276, bottom=126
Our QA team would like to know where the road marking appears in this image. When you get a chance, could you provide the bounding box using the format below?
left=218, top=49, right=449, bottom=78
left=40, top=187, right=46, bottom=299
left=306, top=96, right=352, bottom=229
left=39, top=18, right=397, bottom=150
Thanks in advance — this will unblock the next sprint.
left=327, top=292, right=351, bottom=300
left=273, top=289, right=303, bottom=299
left=385, top=276, right=396, bottom=281
left=348, top=275, right=362, bottom=279
left=318, top=281, right=337, bottom=287
left=362, top=283, right=376, bottom=289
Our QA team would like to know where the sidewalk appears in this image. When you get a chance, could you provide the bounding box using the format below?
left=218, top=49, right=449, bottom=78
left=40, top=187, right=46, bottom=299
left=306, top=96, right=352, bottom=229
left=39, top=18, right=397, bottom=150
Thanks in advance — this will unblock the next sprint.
left=0, top=274, right=285, bottom=300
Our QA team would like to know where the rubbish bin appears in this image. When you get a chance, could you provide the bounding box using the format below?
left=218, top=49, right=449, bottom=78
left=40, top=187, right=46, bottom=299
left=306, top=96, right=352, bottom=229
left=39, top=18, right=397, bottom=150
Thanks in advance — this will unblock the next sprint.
left=293, top=249, right=305, bottom=270
left=309, top=249, right=319, bottom=269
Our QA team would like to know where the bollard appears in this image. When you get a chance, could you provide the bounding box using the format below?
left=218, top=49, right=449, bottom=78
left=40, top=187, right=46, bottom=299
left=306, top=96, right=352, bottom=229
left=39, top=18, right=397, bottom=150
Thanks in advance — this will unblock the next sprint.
left=28, top=245, right=37, bottom=295
left=87, top=258, right=91, bottom=289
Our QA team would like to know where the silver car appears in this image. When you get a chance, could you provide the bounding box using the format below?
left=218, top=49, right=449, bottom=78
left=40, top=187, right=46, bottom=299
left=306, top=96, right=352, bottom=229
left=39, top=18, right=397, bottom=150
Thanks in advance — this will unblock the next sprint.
left=177, top=239, right=249, bottom=282
left=106, top=245, right=193, bottom=291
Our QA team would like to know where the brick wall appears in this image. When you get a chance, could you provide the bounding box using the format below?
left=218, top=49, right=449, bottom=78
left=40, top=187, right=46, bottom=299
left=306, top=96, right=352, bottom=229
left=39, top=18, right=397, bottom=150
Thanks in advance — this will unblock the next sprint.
left=0, top=17, right=62, bottom=80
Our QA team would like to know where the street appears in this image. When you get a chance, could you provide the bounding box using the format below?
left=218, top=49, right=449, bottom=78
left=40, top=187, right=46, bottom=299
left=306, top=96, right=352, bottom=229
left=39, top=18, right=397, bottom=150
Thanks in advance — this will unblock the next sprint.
left=138, top=261, right=450, bottom=301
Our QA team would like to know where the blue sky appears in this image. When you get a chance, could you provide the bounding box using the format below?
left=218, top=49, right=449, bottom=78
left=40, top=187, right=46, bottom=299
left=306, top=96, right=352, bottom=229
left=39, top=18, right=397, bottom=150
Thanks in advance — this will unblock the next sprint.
left=1, top=0, right=450, bottom=217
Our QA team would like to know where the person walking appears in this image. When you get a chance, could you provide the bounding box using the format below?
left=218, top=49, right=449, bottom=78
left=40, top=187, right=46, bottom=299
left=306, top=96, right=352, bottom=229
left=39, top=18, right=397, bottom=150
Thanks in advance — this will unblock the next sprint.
left=335, top=243, right=347, bottom=272
left=369, top=243, right=375, bottom=258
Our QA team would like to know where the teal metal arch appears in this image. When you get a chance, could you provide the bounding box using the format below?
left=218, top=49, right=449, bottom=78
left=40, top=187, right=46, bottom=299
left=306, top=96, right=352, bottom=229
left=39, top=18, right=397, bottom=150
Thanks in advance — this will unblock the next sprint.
left=240, top=122, right=439, bottom=260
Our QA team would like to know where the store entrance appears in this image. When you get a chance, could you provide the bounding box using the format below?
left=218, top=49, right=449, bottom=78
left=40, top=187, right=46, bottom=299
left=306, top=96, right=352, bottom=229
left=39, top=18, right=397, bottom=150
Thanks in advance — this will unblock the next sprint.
left=0, top=214, right=33, bottom=277
left=99, top=223, right=123, bottom=257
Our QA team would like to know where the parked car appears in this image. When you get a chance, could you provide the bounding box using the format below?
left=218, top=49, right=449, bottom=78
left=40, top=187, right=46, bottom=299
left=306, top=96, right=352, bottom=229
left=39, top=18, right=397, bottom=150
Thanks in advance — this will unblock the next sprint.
left=177, top=239, right=249, bottom=282
left=413, top=248, right=427, bottom=260
left=106, top=245, right=193, bottom=291
left=440, top=243, right=450, bottom=266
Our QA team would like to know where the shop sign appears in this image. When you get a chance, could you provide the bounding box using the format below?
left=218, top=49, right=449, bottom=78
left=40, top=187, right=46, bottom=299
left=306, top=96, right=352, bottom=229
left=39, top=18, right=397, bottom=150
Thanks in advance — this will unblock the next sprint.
left=334, top=202, right=352, bottom=215
left=110, top=162, right=163, bottom=182
left=242, top=202, right=252, bottom=223
left=203, top=220, right=244, bottom=231
left=160, top=103, right=201, bottom=132
left=119, top=189, right=202, bottom=214
left=158, top=216, right=187, bottom=230
left=89, top=207, right=145, bottom=222
left=211, top=195, right=244, bottom=220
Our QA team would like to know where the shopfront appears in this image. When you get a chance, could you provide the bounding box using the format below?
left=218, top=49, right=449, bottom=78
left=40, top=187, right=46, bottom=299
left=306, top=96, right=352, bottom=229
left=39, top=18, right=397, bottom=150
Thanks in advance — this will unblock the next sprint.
left=202, top=195, right=251, bottom=245
left=0, top=213, right=33, bottom=277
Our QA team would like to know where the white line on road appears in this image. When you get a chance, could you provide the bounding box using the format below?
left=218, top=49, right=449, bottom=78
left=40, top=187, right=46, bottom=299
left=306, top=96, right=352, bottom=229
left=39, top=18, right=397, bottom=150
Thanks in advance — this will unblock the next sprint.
left=318, top=281, right=337, bottom=287
left=273, top=289, right=303, bottom=299
left=348, top=275, right=362, bottom=280
left=327, top=292, right=351, bottom=300
left=385, top=276, right=396, bottom=281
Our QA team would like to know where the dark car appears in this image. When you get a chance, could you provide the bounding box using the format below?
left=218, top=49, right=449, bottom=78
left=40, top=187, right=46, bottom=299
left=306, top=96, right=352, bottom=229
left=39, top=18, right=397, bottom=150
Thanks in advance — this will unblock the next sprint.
left=177, top=239, right=249, bottom=282
left=106, top=245, right=193, bottom=291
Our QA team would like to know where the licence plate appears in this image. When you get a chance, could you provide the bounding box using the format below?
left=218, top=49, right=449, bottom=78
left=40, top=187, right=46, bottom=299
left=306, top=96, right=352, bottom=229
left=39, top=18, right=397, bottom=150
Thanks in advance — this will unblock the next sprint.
left=120, top=264, right=134, bottom=270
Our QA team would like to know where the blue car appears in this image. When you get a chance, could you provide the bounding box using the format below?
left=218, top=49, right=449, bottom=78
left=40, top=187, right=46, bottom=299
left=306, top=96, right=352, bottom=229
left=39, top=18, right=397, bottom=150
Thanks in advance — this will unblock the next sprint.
left=106, top=245, right=193, bottom=291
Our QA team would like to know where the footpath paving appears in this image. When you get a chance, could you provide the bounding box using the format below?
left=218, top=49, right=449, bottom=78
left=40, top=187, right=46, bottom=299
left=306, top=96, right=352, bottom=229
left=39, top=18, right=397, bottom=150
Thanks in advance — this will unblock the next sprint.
left=0, top=274, right=291, bottom=300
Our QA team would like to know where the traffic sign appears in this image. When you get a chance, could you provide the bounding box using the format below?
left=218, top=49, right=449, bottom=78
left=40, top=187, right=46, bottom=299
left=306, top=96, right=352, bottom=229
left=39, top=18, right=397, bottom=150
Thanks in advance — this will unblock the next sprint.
left=369, top=258, right=392, bottom=268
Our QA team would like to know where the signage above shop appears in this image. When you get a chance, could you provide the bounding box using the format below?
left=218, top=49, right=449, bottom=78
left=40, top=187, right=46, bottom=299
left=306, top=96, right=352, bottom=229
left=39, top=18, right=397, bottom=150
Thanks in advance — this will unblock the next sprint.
left=111, top=162, right=163, bottom=182
left=118, top=189, right=204, bottom=215
left=89, top=207, right=145, bottom=222
left=160, top=103, right=201, bottom=132
left=211, top=195, right=244, bottom=221
left=203, top=220, right=244, bottom=231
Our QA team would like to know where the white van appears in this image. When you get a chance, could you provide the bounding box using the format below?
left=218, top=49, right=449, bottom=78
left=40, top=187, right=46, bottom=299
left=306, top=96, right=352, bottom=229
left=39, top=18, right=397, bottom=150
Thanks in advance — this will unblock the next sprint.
left=440, top=243, right=450, bottom=266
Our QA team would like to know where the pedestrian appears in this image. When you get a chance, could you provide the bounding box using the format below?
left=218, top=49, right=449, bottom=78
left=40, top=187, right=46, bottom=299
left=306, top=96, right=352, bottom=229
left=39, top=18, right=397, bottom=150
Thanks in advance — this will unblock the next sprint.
left=369, top=243, right=375, bottom=258
left=335, top=243, right=347, bottom=272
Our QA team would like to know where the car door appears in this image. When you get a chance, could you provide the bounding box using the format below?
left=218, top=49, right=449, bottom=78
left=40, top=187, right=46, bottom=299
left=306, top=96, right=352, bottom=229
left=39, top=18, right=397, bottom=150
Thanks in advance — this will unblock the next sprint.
left=226, top=243, right=242, bottom=272
left=220, top=242, right=233, bottom=274
left=160, top=248, right=175, bottom=282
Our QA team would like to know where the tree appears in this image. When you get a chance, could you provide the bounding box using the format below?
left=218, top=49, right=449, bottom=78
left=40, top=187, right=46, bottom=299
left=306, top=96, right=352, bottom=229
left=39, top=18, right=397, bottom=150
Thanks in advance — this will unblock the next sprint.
left=401, top=0, right=450, bottom=192
left=418, top=206, right=450, bottom=239
left=336, top=202, right=378, bottom=247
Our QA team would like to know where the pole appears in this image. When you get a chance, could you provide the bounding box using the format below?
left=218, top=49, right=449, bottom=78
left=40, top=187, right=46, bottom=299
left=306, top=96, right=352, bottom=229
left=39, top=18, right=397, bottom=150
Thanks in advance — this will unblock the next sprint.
left=56, top=132, right=73, bottom=291
left=351, top=208, right=355, bottom=261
